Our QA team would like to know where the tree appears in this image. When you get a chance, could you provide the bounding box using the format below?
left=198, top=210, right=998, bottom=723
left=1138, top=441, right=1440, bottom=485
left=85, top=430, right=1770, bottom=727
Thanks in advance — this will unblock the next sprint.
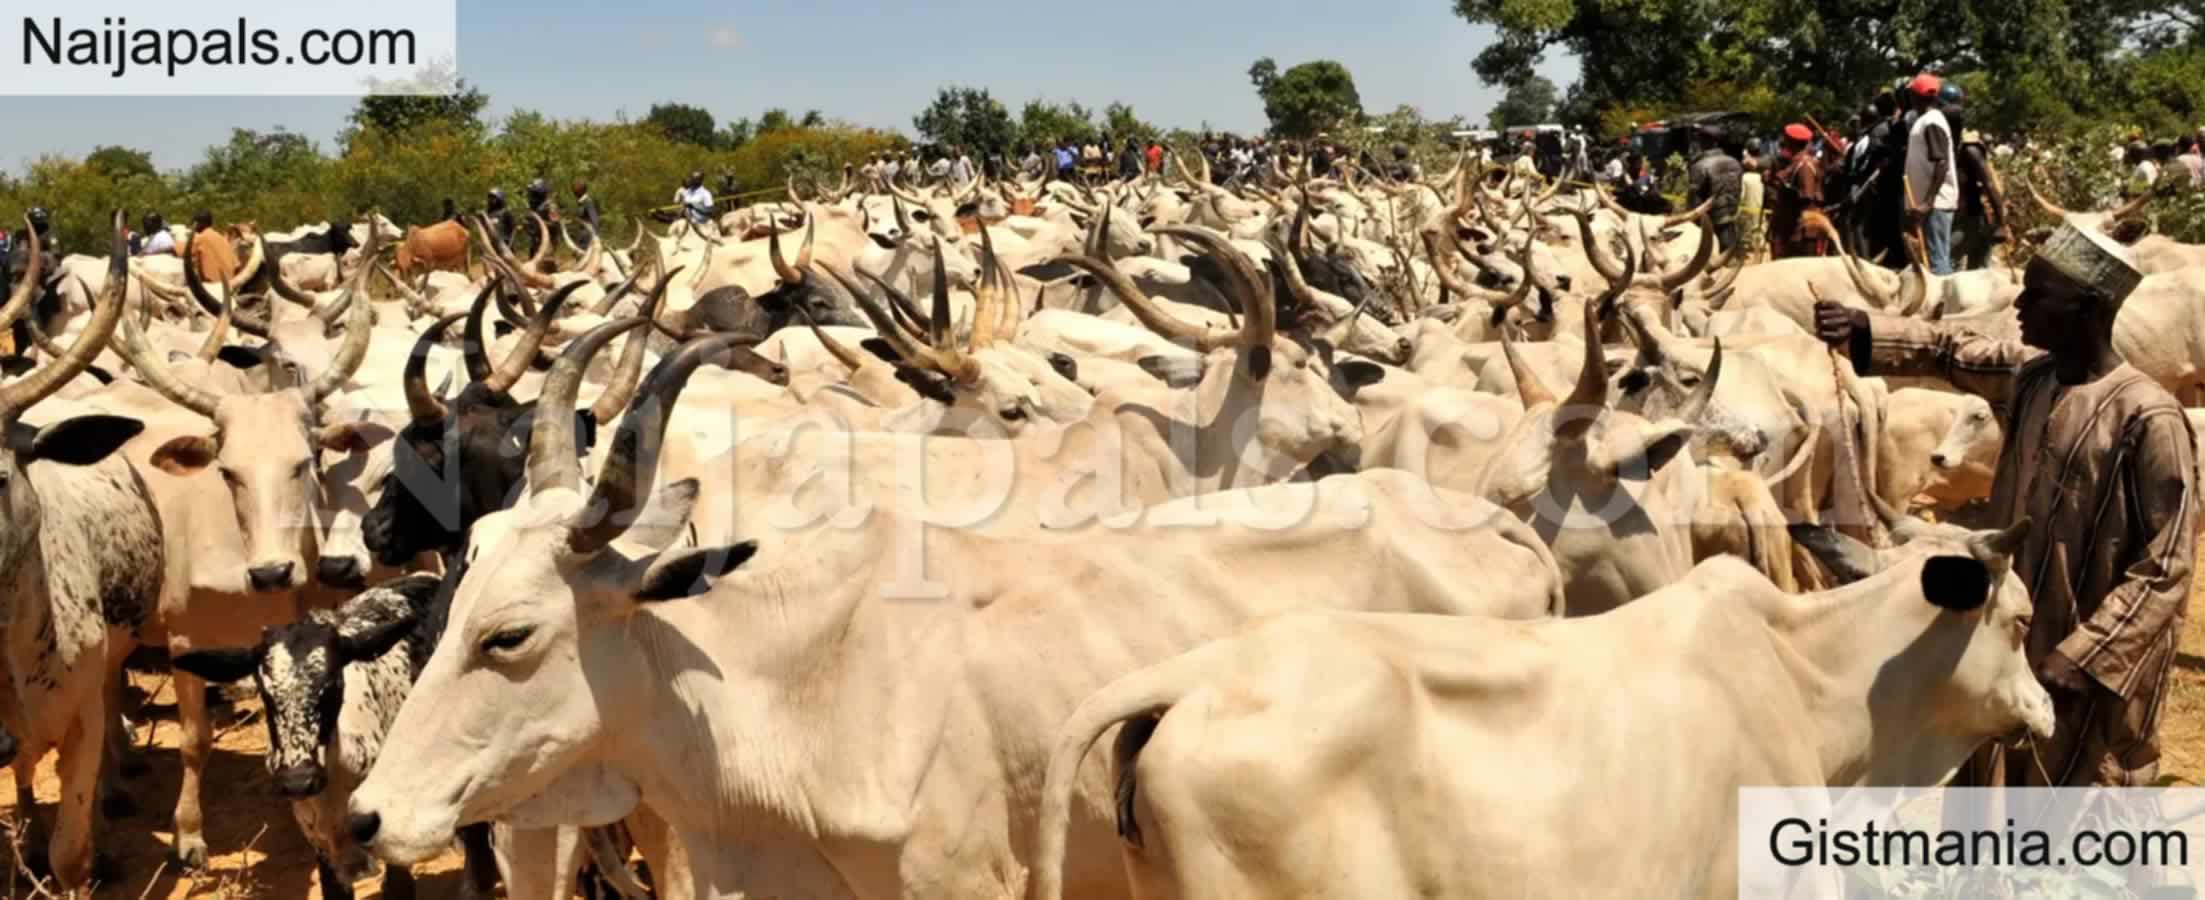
left=800, top=110, right=827, bottom=129
left=1103, top=103, right=1159, bottom=143
left=757, top=109, right=796, bottom=135
left=645, top=103, right=720, bottom=148
left=723, top=118, right=756, bottom=149
left=1017, top=99, right=1097, bottom=149
left=913, top=86, right=1017, bottom=156
left=84, top=145, right=156, bottom=180
left=346, top=78, right=490, bottom=139
left=1248, top=58, right=1362, bottom=138
left=1487, top=75, right=1559, bottom=130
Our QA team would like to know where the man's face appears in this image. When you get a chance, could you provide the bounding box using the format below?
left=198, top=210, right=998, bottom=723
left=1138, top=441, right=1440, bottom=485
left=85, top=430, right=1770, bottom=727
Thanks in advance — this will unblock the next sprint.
left=2015, top=260, right=2095, bottom=354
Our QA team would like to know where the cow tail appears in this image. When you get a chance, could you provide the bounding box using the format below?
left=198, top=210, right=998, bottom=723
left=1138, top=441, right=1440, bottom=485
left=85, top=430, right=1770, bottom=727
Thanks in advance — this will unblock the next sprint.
left=1029, top=648, right=1218, bottom=900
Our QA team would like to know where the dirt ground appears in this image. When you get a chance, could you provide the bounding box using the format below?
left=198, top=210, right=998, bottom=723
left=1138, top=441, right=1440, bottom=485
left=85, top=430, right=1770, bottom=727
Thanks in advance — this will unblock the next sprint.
left=0, top=672, right=463, bottom=899
left=9, top=537, right=2205, bottom=897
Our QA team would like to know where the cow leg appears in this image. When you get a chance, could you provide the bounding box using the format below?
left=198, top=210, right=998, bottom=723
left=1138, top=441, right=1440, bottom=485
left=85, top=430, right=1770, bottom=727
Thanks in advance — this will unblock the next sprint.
left=496, top=826, right=579, bottom=900
left=169, top=670, right=211, bottom=869
left=315, top=852, right=356, bottom=900
left=45, top=708, right=102, bottom=893
left=12, top=755, right=44, bottom=872
left=107, top=663, right=146, bottom=779
left=455, top=822, right=500, bottom=900
left=98, top=660, right=137, bottom=820
left=376, top=862, right=413, bottom=900
left=621, top=806, right=685, bottom=900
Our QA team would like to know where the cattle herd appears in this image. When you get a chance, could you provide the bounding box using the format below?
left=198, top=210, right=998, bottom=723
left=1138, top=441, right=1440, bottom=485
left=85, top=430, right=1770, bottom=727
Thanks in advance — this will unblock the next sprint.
left=0, top=149, right=2187, bottom=898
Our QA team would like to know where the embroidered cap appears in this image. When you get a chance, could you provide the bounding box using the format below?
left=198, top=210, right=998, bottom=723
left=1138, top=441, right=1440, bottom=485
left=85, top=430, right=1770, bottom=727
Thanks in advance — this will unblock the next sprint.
left=2038, top=220, right=2144, bottom=305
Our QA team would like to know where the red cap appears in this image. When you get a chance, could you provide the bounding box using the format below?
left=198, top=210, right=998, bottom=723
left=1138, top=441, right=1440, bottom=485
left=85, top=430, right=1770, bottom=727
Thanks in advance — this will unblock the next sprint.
left=1908, top=73, right=1942, bottom=97
left=1784, top=124, right=1813, bottom=142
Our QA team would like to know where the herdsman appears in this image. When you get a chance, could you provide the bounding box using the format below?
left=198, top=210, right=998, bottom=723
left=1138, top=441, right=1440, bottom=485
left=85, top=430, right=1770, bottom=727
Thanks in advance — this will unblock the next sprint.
left=1815, top=221, right=2197, bottom=790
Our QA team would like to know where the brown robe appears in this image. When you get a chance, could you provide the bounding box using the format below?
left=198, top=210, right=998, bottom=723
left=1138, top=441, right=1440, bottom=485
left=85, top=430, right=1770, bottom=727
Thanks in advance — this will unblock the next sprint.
left=189, top=227, right=240, bottom=285
left=1853, top=315, right=2199, bottom=788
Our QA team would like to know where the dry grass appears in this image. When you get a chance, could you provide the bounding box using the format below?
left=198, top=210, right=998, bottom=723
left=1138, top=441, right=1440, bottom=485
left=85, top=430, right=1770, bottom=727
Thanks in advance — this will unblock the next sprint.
left=0, top=671, right=462, bottom=898
left=2158, top=534, right=2205, bottom=785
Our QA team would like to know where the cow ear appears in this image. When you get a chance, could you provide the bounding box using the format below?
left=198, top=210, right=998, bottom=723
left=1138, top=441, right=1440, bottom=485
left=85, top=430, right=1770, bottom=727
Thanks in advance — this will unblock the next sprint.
left=172, top=647, right=259, bottom=684
left=150, top=434, right=218, bottom=476
left=861, top=338, right=904, bottom=365
left=623, top=479, right=703, bottom=553
left=26, top=415, right=144, bottom=467
left=83, top=364, right=115, bottom=385
left=335, top=609, right=418, bottom=663
left=215, top=345, right=266, bottom=371
left=1919, top=556, right=1992, bottom=613
left=1789, top=523, right=1879, bottom=586
left=1610, top=422, right=1693, bottom=480
left=1137, top=355, right=1203, bottom=389
left=1338, top=360, right=1386, bottom=389
left=635, top=541, right=760, bottom=602
left=318, top=421, right=394, bottom=454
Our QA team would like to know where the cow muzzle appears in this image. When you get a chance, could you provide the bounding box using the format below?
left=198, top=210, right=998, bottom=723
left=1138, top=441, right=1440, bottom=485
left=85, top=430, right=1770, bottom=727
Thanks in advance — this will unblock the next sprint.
left=317, top=556, right=367, bottom=590
left=248, top=561, right=298, bottom=593
left=274, top=763, right=327, bottom=798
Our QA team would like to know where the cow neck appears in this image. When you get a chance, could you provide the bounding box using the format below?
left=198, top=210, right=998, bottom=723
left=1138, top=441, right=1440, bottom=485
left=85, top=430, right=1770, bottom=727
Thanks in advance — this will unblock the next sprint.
left=613, top=512, right=963, bottom=857
left=1756, top=553, right=1991, bottom=787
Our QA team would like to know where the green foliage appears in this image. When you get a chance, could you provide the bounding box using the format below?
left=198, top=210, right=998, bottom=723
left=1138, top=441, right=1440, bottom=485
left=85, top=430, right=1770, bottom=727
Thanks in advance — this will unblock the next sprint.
left=84, top=145, right=155, bottom=180
left=1018, top=99, right=1098, bottom=150
left=344, top=78, right=489, bottom=143
left=1103, top=103, right=1160, bottom=144
left=913, top=87, right=1017, bottom=157
left=1249, top=58, right=1363, bottom=139
left=1487, top=75, right=1559, bottom=130
left=645, top=102, right=721, bottom=149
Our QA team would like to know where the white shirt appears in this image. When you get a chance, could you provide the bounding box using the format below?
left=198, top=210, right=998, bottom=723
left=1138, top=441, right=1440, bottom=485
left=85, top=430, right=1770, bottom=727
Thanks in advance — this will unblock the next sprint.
left=141, top=230, right=176, bottom=256
left=2136, top=159, right=2161, bottom=185
left=675, top=186, right=714, bottom=222
left=1604, top=158, right=1625, bottom=181
left=1906, top=108, right=1960, bottom=211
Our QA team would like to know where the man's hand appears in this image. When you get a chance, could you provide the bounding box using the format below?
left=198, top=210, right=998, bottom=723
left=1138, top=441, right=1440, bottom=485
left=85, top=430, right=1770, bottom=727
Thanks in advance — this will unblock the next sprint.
left=1812, top=301, right=1868, bottom=349
left=2039, top=652, right=2091, bottom=697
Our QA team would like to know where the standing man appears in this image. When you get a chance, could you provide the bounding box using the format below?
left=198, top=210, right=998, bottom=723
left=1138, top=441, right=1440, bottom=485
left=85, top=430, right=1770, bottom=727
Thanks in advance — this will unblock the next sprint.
left=139, top=212, right=176, bottom=257
left=1146, top=139, right=1164, bottom=176
left=1767, top=124, right=1829, bottom=258
left=675, top=171, right=715, bottom=230
left=2176, top=136, right=2204, bottom=188
left=189, top=211, right=241, bottom=284
left=484, top=188, right=517, bottom=250
left=1687, top=126, right=1744, bottom=256
left=1813, top=221, right=2195, bottom=792
left=1954, top=127, right=2010, bottom=271
left=1904, top=73, right=1961, bottom=275
left=521, top=178, right=555, bottom=258
left=569, top=180, right=600, bottom=249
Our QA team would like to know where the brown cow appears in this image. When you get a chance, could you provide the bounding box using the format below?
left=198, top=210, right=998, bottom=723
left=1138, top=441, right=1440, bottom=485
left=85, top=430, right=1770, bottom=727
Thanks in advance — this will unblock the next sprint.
left=395, top=220, right=469, bottom=280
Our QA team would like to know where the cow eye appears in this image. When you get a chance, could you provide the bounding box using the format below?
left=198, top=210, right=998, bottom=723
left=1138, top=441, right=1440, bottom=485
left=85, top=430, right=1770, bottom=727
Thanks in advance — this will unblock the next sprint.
left=1000, top=405, right=1028, bottom=422
left=479, top=625, right=535, bottom=656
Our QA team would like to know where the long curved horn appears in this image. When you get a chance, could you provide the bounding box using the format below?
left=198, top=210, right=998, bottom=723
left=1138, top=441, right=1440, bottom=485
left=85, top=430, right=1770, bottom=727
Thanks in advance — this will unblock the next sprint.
left=588, top=264, right=644, bottom=317
left=403, top=313, right=465, bottom=425
left=1659, top=210, right=1717, bottom=293
left=179, top=233, right=272, bottom=337
left=1565, top=208, right=1629, bottom=285
left=265, top=250, right=321, bottom=310
left=969, top=224, right=1004, bottom=349
left=523, top=213, right=553, bottom=270
left=2025, top=180, right=2068, bottom=219
left=1662, top=196, right=1715, bottom=230
left=801, top=306, right=868, bottom=373
left=1679, top=339, right=1722, bottom=423
left=459, top=279, right=499, bottom=383
left=194, top=283, right=235, bottom=362
left=305, top=221, right=384, bottom=402
left=528, top=317, right=652, bottom=499
left=1500, top=325, right=1557, bottom=408
left=1050, top=254, right=1234, bottom=351
left=623, top=219, right=645, bottom=256
left=827, top=265, right=924, bottom=358
left=0, top=210, right=126, bottom=419
left=1555, top=296, right=1613, bottom=441
left=566, top=223, right=604, bottom=277
left=0, top=215, right=45, bottom=336
left=224, top=237, right=265, bottom=294
left=590, top=265, right=679, bottom=423
left=1154, top=226, right=1273, bottom=350
left=118, top=290, right=224, bottom=420
left=857, top=266, right=932, bottom=336
left=769, top=220, right=806, bottom=286
left=481, top=280, right=583, bottom=395
left=2112, top=189, right=2153, bottom=223
left=567, top=331, right=748, bottom=555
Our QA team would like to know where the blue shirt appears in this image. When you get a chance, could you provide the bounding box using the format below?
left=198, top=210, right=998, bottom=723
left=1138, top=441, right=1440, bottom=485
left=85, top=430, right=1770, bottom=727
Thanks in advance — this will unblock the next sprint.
left=1054, top=148, right=1075, bottom=171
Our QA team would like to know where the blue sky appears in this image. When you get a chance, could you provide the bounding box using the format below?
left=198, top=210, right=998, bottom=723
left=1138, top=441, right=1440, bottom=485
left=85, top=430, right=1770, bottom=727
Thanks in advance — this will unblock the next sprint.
left=2, top=0, right=1581, bottom=172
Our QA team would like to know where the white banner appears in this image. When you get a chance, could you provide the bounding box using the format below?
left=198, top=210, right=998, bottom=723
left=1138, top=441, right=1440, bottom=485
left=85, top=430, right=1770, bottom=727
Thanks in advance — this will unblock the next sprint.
left=1740, top=787, right=2205, bottom=898
left=1, top=0, right=457, bottom=96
